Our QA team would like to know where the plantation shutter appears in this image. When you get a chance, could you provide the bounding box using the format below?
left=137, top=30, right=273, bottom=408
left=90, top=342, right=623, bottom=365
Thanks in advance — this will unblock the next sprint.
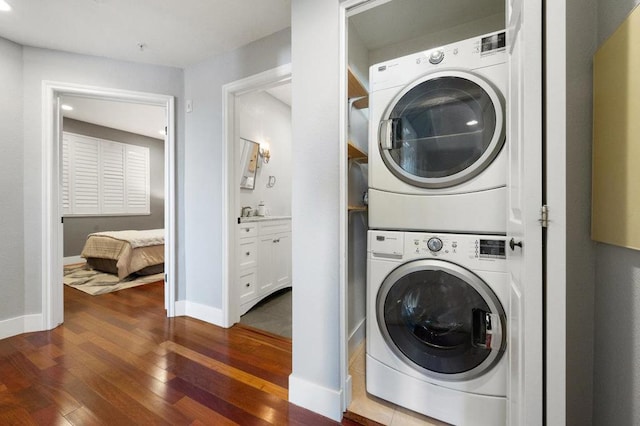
left=101, top=141, right=126, bottom=214
left=125, top=145, right=150, bottom=214
left=62, top=132, right=150, bottom=216
left=61, top=135, right=71, bottom=214
left=71, top=135, right=100, bottom=214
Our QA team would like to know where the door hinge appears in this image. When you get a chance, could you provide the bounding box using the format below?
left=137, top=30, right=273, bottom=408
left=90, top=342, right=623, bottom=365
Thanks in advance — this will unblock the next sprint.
left=164, top=273, right=167, bottom=282
left=164, top=126, right=168, bottom=136
left=539, top=205, right=549, bottom=228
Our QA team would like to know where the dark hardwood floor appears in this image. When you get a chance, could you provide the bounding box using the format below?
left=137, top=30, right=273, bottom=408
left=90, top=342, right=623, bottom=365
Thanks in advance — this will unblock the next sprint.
left=0, top=283, right=367, bottom=425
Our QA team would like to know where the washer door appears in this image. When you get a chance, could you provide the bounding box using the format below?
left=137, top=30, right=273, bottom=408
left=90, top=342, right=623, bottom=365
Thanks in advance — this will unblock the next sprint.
left=377, top=259, right=506, bottom=381
left=379, top=70, right=505, bottom=188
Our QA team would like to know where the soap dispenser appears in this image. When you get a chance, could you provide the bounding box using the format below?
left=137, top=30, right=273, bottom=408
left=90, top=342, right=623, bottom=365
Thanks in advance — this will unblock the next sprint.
left=257, top=201, right=266, bottom=217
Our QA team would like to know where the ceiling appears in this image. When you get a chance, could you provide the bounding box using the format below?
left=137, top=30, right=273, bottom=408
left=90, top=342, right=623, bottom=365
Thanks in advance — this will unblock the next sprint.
left=0, top=0, right=291, bottom=68
left=61, top=96, right=166, bottom=140
left=0, top=0, right=496, bottom=137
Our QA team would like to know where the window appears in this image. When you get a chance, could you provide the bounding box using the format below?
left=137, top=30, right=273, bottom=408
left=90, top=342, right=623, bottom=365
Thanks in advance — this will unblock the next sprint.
left=62, top=132, right=150, bottom=216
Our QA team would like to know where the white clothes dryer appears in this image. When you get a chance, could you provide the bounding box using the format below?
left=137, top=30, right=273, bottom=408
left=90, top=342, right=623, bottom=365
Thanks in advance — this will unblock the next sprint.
left=368, top=31, right=508, bottom=234
left=367, top=230, right=508, bottom=426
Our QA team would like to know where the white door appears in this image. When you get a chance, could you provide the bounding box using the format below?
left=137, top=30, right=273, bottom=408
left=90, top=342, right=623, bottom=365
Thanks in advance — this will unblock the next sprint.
left=506, top=0, right=543, bottom=424
left=54, top=95, right=65, bottom=327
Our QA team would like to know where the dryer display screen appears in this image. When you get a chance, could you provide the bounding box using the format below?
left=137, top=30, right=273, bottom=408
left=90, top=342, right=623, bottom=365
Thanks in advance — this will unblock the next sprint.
left=481, top=32, right=506, bottom=52
left=479, top=239, right=506, bottom=258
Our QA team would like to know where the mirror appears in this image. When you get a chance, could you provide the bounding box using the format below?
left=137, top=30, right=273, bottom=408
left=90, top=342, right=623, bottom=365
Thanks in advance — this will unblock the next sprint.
left=239, top=138, right=259, bottom=189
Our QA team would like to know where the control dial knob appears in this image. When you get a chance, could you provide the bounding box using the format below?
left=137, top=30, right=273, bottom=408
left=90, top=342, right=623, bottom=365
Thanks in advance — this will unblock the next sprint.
left=429, top=49, right=445, bottom=64
left=427, top=237, right=443, bottom=252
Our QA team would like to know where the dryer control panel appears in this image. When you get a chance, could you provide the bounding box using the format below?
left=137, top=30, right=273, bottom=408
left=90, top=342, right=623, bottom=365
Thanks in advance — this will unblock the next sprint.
left=368, top=231, right=507, bottom=272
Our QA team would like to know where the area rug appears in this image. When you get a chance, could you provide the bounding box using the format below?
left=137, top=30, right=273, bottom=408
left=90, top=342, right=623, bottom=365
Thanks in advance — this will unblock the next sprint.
left=63, top=263, right=163, bottom=295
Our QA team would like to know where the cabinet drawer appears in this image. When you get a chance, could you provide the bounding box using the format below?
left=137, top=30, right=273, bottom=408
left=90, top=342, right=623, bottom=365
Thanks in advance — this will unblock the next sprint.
left=239, top=222, right=257, bottom=238
left=239, top=269, right=257, bottom=303
left=258, top=220, right=291, bottom=235
left=238, top=239, right=257, bottom=269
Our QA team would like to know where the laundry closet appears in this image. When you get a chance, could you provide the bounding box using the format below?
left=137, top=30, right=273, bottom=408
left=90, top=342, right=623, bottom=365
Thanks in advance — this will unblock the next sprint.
left=345, top=1, right=508, bottom=425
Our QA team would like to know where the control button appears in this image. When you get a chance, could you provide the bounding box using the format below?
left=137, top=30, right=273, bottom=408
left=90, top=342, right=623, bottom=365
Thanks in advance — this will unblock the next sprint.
left=414, top=240, right=419, bottom=245
left=429, top=49, right=444, bottom=64
left=427, top=237, right=443, bottom=252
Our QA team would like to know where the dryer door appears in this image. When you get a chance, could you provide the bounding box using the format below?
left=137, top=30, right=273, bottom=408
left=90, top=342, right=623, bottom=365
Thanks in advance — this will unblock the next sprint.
left=377, top=258, right=506, bottom=381
left=379, top=70, right=505, bottom=188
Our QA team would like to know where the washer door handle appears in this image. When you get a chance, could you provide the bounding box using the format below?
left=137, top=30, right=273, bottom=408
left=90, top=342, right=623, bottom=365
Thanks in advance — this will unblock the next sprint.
left=472, top=309, right=502, bottom=350
left=379, top=118, right=394, bottom=150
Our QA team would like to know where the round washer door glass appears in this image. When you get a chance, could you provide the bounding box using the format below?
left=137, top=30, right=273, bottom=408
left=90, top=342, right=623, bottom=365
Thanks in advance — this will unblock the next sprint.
left=379, top=71, right=504, bottom=188
left=377, top=259, right=506, bottom=381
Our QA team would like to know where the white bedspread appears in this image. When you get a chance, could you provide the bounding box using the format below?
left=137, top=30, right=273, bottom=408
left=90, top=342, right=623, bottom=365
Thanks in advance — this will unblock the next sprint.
left=88, top=229, right=164, bottom=248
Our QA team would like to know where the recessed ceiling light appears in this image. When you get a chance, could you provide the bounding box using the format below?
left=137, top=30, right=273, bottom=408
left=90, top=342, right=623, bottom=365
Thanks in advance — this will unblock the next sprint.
left=61, top=104, right=74, bottom=111
left=466, top=120, right=478, bottom=126
left=0, top=1, right=12, bottom=12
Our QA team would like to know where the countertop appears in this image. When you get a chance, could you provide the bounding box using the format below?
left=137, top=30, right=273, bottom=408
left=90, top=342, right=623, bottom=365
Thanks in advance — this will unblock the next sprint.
left=239, top=215, right=291, bottom=223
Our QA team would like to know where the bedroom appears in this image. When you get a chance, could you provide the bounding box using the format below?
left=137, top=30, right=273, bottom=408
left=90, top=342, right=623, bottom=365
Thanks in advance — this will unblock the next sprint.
left=61, top=96, right=168, bottom=296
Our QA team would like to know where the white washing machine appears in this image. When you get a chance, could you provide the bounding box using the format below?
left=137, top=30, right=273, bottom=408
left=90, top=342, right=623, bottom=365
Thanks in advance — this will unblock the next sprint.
left=368, top=31, right=508, bottom=234
left=367, top=230, right=508, bottom=426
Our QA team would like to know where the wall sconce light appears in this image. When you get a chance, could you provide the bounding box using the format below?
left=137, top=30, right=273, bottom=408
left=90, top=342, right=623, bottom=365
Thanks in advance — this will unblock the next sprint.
left=260, top=143, right=271, bottom=164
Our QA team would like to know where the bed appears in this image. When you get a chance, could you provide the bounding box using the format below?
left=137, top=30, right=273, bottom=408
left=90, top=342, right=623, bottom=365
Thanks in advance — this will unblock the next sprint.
left=80, top=229, right=165, bottom=279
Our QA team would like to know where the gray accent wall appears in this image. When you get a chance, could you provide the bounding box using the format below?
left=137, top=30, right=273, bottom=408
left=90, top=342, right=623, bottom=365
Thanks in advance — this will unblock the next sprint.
left=593, top=2, right=640, bottom=425
left=62, top=118, right=165, bottom=257
left=0, top=37, right=24, bottom=322
left=566, top=0, right=598, bottom=424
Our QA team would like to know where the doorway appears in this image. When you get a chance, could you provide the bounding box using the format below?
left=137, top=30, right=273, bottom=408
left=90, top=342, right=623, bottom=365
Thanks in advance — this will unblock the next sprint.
left=341, top=0, right=506, bottom=422
left=42, top=82, right=176, bottom=329
left=221, top=64, right=292, bottom=331
left=60, top=96, right=167, bottom=300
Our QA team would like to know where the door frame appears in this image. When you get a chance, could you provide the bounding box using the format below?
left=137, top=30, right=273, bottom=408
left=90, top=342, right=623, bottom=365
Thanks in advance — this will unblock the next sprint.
left=221, top=64, right=292, bottom=327
left=42, top=81, right=176, bottom=329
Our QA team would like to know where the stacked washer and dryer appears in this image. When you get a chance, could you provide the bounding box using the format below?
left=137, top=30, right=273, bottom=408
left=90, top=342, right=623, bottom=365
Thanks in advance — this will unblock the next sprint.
left=365, top=31, right=509, bottom=426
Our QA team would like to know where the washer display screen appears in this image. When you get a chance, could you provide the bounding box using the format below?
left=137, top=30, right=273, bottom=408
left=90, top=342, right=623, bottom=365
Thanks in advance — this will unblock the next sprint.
left=481, top=32, right=506, bottom=52
left=479, top=239, right=505, bottom=258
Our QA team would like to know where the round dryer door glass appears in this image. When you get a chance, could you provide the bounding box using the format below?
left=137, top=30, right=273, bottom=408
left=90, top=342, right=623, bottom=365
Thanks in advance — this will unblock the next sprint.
left=377, top=259, right=506, bottom=381
left=379, top=71, right=505, bottom=188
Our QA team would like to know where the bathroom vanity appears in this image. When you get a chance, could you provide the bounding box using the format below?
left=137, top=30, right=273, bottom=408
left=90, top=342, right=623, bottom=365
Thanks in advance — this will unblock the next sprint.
left=237, top=216, right=291, bottom=315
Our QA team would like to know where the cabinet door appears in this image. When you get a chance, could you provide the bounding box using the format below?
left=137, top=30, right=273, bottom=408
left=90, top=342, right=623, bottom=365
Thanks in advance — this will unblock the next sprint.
left=274, top=232, right=291, bottom=288
left=258, top=234, right=276, bottom=295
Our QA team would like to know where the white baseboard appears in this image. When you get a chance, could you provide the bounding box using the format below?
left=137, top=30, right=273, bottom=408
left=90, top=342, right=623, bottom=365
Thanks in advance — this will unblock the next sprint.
left=64, top=255, right=85, bottom=265
left=0, top=314, right=44, bottom=340
left=289, top=374, right=343, bottom=422
left=348, top=318, right=366, bottom=360
left=174, top=300, right=225, bottom=327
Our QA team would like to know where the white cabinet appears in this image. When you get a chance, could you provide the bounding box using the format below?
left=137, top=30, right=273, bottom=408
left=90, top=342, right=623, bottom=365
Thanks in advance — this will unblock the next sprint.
left=237, top=218, right=291, bottom=315
left=238, top=222, right=258, bottom=306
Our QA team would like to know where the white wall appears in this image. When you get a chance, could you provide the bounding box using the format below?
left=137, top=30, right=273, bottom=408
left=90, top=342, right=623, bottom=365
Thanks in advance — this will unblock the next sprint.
left=21, top=46, right=185, bottom=311
left=183, top=29, right=291, bottom=309
left=236, top=91, right=292, bottom=217
left=368, top=13, right=504, bottom=65
left=0, top=37, right=24, bottom=323
left=289, top=0, right=344, bottom=420
left=593, top=2, right=640, bottom=425
left=348, top=20, right=369, bottom=89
